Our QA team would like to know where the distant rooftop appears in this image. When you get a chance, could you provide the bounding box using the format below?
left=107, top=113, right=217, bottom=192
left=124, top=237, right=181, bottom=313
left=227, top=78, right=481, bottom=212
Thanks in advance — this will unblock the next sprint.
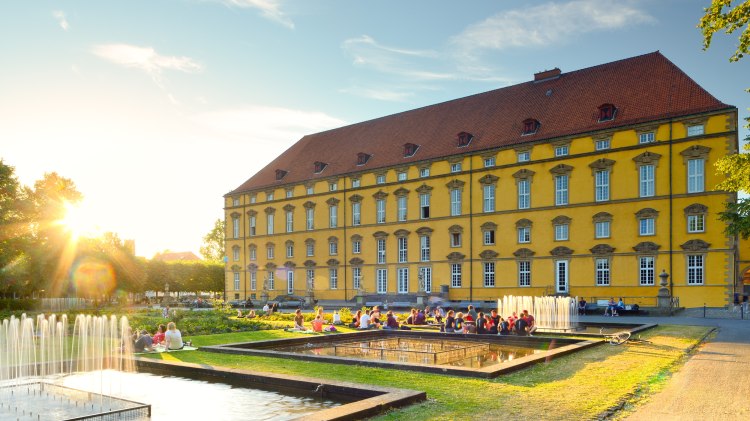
left=153, top=251, right=201, bottom=262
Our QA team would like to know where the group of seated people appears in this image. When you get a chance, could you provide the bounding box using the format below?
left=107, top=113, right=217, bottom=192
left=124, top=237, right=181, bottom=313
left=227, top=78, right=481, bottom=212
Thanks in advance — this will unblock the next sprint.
left=133, top=321, right=187, bottom=352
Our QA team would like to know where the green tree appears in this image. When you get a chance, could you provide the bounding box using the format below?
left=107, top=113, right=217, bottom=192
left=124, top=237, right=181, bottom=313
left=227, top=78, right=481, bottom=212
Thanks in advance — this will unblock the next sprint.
left=0, top=160, right=29, bottom=296
left=699, top=1, right=750, bottom=237
left=200, top=218, right=225, bottom=263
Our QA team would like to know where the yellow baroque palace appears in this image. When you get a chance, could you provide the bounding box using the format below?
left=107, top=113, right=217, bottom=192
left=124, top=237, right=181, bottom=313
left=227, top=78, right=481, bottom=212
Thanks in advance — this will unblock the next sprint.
left=223, top=52, right=745, bottom=309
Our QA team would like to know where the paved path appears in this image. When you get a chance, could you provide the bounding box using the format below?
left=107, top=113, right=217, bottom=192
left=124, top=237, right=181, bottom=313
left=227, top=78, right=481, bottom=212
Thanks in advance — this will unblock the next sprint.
left=583, top=314, right=750, bottom=420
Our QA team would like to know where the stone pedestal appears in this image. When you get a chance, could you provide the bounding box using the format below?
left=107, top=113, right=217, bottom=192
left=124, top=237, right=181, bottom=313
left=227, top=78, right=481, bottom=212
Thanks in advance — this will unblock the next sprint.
left=261, top=290, right=269, bottom=304
left=305, top=289, right=315, bottom=307
left=656, top=269, right=672, bottom=315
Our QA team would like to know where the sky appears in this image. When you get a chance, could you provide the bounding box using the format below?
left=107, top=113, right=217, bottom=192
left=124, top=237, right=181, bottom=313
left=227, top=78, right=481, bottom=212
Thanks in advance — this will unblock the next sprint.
left=1, top=0, right=748, bottom=259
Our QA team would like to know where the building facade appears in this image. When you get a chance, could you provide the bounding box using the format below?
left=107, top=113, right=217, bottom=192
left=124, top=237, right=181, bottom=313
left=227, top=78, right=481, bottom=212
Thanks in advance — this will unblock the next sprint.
left=224, top=52, right=740, bottom=308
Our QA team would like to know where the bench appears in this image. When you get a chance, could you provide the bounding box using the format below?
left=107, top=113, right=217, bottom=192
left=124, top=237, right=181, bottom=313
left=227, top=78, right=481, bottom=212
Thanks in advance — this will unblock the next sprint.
left=593, top=300, right=642, bottom=316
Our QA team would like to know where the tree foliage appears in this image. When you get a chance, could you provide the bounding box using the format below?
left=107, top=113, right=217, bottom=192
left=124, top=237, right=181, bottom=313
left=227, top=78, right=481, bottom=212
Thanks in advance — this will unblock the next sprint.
left=200, top=218, right=225, bottom=263
left=699, top=0, right=750, bottom=62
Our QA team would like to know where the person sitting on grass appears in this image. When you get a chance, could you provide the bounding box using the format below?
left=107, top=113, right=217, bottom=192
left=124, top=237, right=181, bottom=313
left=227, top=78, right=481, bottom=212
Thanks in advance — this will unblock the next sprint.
left=358, top=310, right=372, bottom=329
left=152, top=324, right=166, bottom=346
left=263, top=303, right=270, bottom=315
left=406, top=308, right=418, bottom=325
left=370, top=306, right=382, bottom=327
left=332, top=310, right=342, bottom=325
left=294, top=309, right=305, bottom=330
left=134, top=330, right=153, bottom=353
left=247, top=309, right=256, bottom=318
left=165, top=322, right=184, bottom=350
left=432, top=308, right=443, bottom=324
left=383, top=311, right=400, bottom=330
left=311, top=312, right=325, bottom=332
left=350, top=310, right=362, bottom=328
left=237, top=309, right=244, bottom=318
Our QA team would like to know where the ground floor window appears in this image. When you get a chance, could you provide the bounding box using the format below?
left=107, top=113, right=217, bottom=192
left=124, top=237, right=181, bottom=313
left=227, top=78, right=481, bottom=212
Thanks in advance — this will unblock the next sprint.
left=377, top=268, right=387, bottom=294
left=687, top=255, right=704, bottom=285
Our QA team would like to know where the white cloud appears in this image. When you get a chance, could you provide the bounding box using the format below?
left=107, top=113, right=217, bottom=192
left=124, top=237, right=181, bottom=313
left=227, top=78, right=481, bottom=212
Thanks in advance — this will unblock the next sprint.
left=221, top=0, right=294, bottom=29
left=194, top=106, right=346, bottom=143
left=339, top=86, right=414, bottom=102
left=92, top=44, right=203, bottom=75
left=53, top=10, right=69, bottom=31
left=342, top=35, right=453, bottom=81
left=450, top=0, right=655, bottom=56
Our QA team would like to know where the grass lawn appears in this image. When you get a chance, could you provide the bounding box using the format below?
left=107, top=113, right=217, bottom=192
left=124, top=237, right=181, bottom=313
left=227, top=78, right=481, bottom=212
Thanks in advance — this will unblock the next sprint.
left=139, top=325, right=711, bottom=420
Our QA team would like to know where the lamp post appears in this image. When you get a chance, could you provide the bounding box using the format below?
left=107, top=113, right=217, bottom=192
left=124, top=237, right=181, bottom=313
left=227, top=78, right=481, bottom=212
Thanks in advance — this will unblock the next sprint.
left=657, top=270, right=671, bottom=315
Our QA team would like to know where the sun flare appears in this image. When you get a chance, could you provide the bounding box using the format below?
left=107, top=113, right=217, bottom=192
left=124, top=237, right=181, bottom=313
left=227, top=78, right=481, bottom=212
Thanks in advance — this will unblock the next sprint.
left=61, top=201, right=104, bottom=239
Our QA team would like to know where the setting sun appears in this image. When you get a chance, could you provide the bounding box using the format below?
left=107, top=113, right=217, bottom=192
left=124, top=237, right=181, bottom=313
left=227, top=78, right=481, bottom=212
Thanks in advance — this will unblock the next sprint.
left=61, top=201, right=104, bottom=239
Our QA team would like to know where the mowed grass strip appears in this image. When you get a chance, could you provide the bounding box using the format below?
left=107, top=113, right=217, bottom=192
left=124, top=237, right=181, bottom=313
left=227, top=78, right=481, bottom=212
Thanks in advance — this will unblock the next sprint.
left=138, top=325, right=709, bottom=420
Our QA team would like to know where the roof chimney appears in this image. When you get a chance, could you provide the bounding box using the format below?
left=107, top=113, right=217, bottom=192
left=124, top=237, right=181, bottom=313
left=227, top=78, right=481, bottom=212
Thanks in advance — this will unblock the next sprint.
left=534, top=68, right=561, bottom=82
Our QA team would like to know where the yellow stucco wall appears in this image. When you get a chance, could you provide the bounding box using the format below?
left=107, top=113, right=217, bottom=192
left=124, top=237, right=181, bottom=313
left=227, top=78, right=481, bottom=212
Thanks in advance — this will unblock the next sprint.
left=225, top=111, right=738, bottom=308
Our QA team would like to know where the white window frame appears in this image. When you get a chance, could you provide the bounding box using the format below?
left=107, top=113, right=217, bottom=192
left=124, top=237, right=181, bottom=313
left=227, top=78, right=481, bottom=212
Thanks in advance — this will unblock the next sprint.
left=306, top=208, right=314, bottom=230
left=329, top=240, right=338, bottom=256
left=518, top=227, right=530, bottom=243
left=687, top=158, right=705, bottom=193
left=451, top=263, right=462, bottom=287
left=554, top=224, right=569, bottom=241
left=450, top=163, right=462, bottom=173
left=285, top=189, right=293, bottom=198
left=639, top=165, right=655, bottom=197
left=688, top=214, right=705, bottom=233
left=352, top=267, right=361, bottom=290
left=595, top=170, right=610, bottom=202
left=517, top=151, right=530, bottom=162
left=352, top=240, right=361, bottom=254
left=249, top=246, right=257, bottom=260
left=232, top=216, right=240, bottom=239
left=376, top=174, right=386, bottom=184
left=377, top=268, right=387, bottom=294
left=639, top=218, right=655, bottom=236
left=420, top=168, right=430, bottom=178
left=287, top=271, right=295, bottom=294
left=377, top=238, right=386, bottom=264
left=352, top=202, right=361, bottom=226
left=306, top=269, right=315, bottom=290
left=267, top=244, right=274, bottom=259
left=306, top=242, right=314, bottom=257
left=639, top=132, right=655, bottom=144
left=483, top=157, right=495, bottom=168
left=483, top=184, right=495, bottom=213
left=687, top=125, right=704, bottom=137
left=329, top=205, right=338, bottom=228
left=233, top=247, right=240, bottom=261
left=596, top=258, right=610, bottom=286
left=420, top=193, right=430, bottom=219
left=555, top=175, right=568, bottom=206
left=420, top=266, right=432, bottom=293
left=687, top=255, right=704, bottom=285
left=286, top=243, right=294, bottom=258
left=397, top=196, right=407, bottom=222
left=420, top=235, right=430, bottom=262
left=233, top=272, right=240, bottom=290
left=484, top=230, right=495, bottom=245
left=250, top=271, right=257, bottom=290
left=555, top=260, right=568, bottom=293
left=483, top=262, right=495, bottom=287
left=329, top=268, right=338, bottom=290
left=232, top=197, right=240, bottom=206
left=595, top=139, right=610, bottom=151
left=306, top=185, right=314, bottom=195
left=351, top=178, right=360, bottom=188
left=397, top=267, right=409, bottom=294
left=376, top=199, right=386, bottom=224
left=518, top=261, right=531, bottom=287
left=329, top=182, right=337, bottom=192
left=285, top=211, right=293, bottom=233
left=267, top=213, right=274, bottom=235
left=450, top=188, right=462, bottom=216
left=250, top=215, right=256, bottom=236
left=554, top=145, right=569, bottom=157
left=397, top=172, right=407, bottom=182
left=267, top=271, right=275, bottom=290
left=266, top=192, right=274, bottom=201
left=397, top=237, right=408, bottom=263
left=595, top=221, right=611, bottom=239
left=250, top=194, right=257, bottom=203
left=518, top=179, right=530, bottom=209
left=639, top=256, right=655, bottom=285
left=451, top=232, right=462, bottom=247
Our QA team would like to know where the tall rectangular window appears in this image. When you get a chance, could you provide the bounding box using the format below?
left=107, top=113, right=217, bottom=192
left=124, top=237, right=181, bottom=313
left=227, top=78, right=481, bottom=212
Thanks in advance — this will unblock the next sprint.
left=687, top=255, right=704, bottom=285
left=397, top=268, right=409, bottom=294
left=687, top=158, right=705, bottom=193
left=267, top=271, right=275, bottom=290
left=286, top=243, right=293, bottom=258
left=484, top=230, right=495, bottom=245
left=306, top=185, right=314, bottom=195
left=377, top=268, right=387, bottom=293
left=376, top=199, right=386, bottom=223
left=518, top=261, right=531, bottom=287
left=420, top=193, right=431, bottom=219
left=639, top=165, right=655, bottom=197
left=554, top=224, right=569, bottom=241
left=595, top=221, right=611, bottom=239
left=377, top=238, right=386, bottom=264
left=306, top=208, right=314, bottom=230
left=688, top=214, right=705, bottom=233
left=306, top=242, right=314, bottom=257
left=249, top=215, right=256, bottom=236
left=306, top=269, right=315, bottom=290
left=596, top=258, right=610, bottom=286
left=329, top=240, right=338, bottom=255
left=267, top=214, right=274, bottom=235
left=329, top=182, right=337, bottom=192
left=518, top=179, right=530, bottom=209
left=420, top=267, right=432, bottom=293
left=329, top=205, right=338, bottom=228
left=420, top=236, right=430, bottom=262
left=352, top=202, right=361, bottom=226
left=451, top=232, right=462, bottom=247
left=329, top=268, right=338, bottom=290
left=595, top=170, right=610, bottom=202
left=352, top=267, right=362, bottom=290
left=555, top=175, right=568, bottom=206
left=232, top=216, right=240, bottom=239
left=285, top=189, right=293, bottom=198
left=483, top=184, right=495, bottom=212
left=639, top=256, right=655, bottom=285
left=397, top=196, right=407, bottom=222
left=639, top=218, right=655, bottom=236
left=267, top=244, right=274, bottom=259
left=352, top=240, right=361, bottom=254
left=250, top=194, right=257, bottom=203
left=451, top=264, right=462, bottom=287
left=398, top=237, right=408, bottom=263
left=233, top=272, right=240, bottom=290
left=286, top=211, right=293, bottom=233
left=518, top=227, right=530, bottom=243
left=483, top=262, right=495, bottom=287
left=450, top=189, right=461, bottom=216
left=249, top=246, right=256, bottom=260
left=233, top=247, right=240, bottom=261
left=287, top=271, right=294, bottom=294
left=250, top=271, right=257, bottom=290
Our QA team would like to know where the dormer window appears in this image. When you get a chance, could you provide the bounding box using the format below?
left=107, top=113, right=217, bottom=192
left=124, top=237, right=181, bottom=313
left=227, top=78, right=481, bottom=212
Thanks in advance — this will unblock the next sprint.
left=457, top=132, right=473, bottom=148
left=275, top=169, right=288, bottom=180
left=314, top=161, right=328, bottom=174
left=598, top=104, right=617, bottom=122
left=357, top=153, right=371, bottom=166
left=403, top=143, right=419, bottom=158
left=522, top=119, right=540, bottom=136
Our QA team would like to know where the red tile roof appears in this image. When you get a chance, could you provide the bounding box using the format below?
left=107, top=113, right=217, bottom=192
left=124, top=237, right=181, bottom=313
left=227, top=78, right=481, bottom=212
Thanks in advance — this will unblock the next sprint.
left=229, top=52, right=731, bottom=195
left=153, top=251, right=202, bottom=262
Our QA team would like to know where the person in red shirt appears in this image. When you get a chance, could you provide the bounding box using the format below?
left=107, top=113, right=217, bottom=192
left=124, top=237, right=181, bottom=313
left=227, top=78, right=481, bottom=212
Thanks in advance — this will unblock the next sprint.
left=152, top=324, right=166, bottom=346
